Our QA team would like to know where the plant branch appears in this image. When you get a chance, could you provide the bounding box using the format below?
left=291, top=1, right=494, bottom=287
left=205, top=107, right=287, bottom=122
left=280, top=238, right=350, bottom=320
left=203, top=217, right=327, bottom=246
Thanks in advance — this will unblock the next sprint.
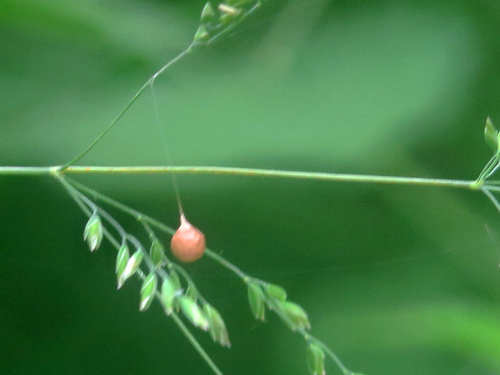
left=61, top=176, right=358, bottom=374
left=0, top=165, right=479, bottom=190
left=61, top=46, right=194, bottom=169
left=168, top=311, right=224, bottom=375
left=56, top=173, right=224, bottom=375
left=63, top=175, right=250, bottom=281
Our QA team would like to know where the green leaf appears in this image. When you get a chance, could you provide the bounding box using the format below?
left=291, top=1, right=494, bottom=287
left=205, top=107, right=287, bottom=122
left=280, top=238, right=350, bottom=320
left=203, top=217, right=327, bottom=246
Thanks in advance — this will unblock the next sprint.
left=150, top=239, right=165, bottom=268
left=306, top=342, right=326, bottom=375
left=119, top=248, right=144, bottom=285
left=204, top=304, right=231, bottom=347
left=275, top=300, right=311, bottom=331
left=116, top=242, right=130, bottom=289
left=83, top=211, right=103, bottom=252
left=200, top=2, right=216, bottom=23
left=179, top=296, right=209, bottom=331
left=484, top=116, right=498, bottom=153
left=265, top=283, right=287, bottom=301
left=139, top=273, right=158, bottom=311
left=247, top=282, right=266, bottom=321
left=160, top=277, right=179, bottom=315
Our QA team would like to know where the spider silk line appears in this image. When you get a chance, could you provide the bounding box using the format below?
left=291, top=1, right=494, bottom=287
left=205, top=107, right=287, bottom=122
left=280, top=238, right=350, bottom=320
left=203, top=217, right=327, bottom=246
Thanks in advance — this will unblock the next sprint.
left=149, top=82, right=184, bottom=217
left=143, top=0, right=326, bottom=219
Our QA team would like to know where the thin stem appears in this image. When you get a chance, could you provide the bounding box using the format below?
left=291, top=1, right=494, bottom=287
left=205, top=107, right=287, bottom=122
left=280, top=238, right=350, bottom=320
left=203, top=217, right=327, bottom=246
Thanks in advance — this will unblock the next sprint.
left=66, top=177, right=208, bottom=304
left=57, top=175, right=223, bottom=375
left=67, top=176, right=352, bottom=372
left=485, top=161, right=500, bottom=180
left=135, top=266, right=224, bottom=375
left=482, top=187, right=500, bottom=214
left=141, top=220, right=156, bottom=239
left=59, top=174, right=364, bottom=374
left=476, top=155, right=498, bottom=182
left=265, top=296, right=353, bottom=374
left=67, top=176, right=249, bottom=288
left=56, top=175, right=123, bottom=250
left=62, top=47, right=193, bottom=169
left=0, top=166, right=58, bottom=175
left=484, top=185, right=500, bottom=193
left=0, top=165, right=478, bottom=190
left=313, top=338, right=352, bottom=375
left=58, top=174, right=132, bottom=242
left=57, top=166, right=475, bottom=189
left=66, top=176, right=176, bottom=235
left=169, top=311, right=224, bottom=375
left=170, top=263, right=207, bottom=305
left=62, top=0, right=262, bottom=170
left=204, top=249, right=249, bottom=281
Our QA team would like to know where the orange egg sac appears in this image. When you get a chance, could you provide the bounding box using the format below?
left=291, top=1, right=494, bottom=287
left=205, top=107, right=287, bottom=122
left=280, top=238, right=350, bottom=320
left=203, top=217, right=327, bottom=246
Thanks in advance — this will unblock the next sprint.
left=170, top=214, right=206, bottom=263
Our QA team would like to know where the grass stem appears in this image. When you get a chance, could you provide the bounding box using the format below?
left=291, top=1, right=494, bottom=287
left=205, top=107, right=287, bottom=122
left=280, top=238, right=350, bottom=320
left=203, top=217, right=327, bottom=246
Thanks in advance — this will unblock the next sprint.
left=0, top=165, right=478, bottom=190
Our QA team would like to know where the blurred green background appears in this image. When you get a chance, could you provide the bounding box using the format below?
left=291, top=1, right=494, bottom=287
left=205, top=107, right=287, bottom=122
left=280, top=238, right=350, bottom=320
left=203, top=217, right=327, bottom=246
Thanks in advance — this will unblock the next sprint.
left=2, top=0, right=500, bottom=374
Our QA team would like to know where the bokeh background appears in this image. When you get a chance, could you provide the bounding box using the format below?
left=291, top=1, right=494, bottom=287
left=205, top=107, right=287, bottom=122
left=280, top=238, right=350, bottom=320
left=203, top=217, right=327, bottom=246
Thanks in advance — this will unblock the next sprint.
left=1, top=0, right=500, bottom=374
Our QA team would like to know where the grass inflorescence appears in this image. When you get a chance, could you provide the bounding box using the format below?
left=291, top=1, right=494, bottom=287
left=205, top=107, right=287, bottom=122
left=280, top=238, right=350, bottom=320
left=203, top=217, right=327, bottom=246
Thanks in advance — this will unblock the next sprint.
left=2, top=2, right=500, bottom=375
